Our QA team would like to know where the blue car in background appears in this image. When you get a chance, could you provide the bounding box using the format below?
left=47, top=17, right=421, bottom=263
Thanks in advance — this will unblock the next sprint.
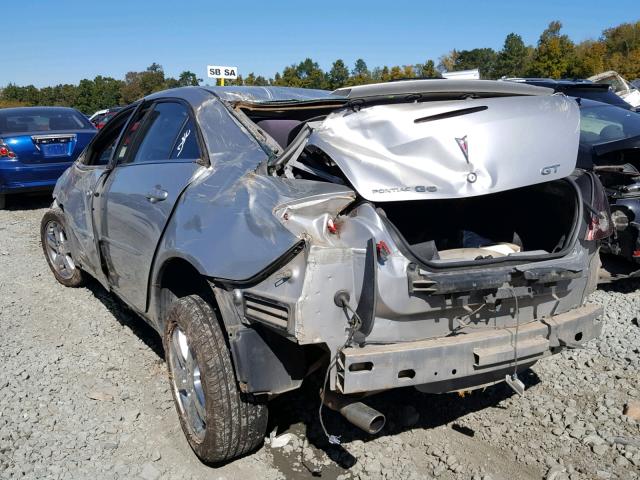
left=0, top=107, right=96, bottom=208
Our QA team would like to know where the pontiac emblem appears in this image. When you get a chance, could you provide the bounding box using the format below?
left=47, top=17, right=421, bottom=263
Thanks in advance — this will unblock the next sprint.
left=455, top=135, right=469, bottom=163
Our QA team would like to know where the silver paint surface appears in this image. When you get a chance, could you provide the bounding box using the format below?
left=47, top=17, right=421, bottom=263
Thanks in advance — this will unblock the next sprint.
left=308, top=95, right=581, bottom=201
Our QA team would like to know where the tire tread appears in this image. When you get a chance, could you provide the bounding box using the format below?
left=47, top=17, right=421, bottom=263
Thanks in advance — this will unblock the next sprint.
left=164, top=295, right=267, bottom=463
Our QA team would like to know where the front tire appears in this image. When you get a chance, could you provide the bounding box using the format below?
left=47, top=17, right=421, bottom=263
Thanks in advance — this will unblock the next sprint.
left=164, top=295, right=268, bottom=464
left=0, top=194, right=6, bottom=210
left=41, top=208, right=85, bottom=287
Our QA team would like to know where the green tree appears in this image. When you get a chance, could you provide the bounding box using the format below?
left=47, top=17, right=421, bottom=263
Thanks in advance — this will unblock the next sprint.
left=419, top=60, right=440, bottom=78
left=601, top=21, right=640, bottom=78
left=351, top=59, right=371, bottom=85
left=120, top=63, right=167, bottom=103
left=243, top=73, right=269, bottom=86
left=92, top=76, right=124, bottom=108
left=274, top=58, right=327, bottom=89
left=602, top=21, right=640, bottom=56
left=569, top=40, right=607, bottom=78
left=454, top=48, right=497, bottom=78
left=493, top=33, right=529, bottom=78
left=163, top=77, right=181, bottom=89
left=296, top=58, right=328, bottom=89
left=328, top=59, right=350, bottom=89
left=528, top=21, right=575, bottom=78
left=438, top=50, right=459, bottom=73
left=177, top=71, right=201, bottom=86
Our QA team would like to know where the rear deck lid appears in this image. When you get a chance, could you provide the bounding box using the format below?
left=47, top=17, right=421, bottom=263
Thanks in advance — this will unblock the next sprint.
left=307, top=94, right=580, bottom=201
left=2, top=131, right=96, bottom=164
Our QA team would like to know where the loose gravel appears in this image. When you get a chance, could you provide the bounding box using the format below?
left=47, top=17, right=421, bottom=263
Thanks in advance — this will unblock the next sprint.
left=0, top=195, right=638, bottom=480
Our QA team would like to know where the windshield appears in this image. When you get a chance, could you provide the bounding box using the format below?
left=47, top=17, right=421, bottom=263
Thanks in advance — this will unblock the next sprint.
left=0, top=108, right=93, bottom=134
left=579, top=103, right=640, bottom=146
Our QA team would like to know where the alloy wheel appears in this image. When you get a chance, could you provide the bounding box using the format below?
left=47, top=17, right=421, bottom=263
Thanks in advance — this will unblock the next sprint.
left=44, top=220, right=76, bottom=280
left=168, top=326, right=207, bottom=442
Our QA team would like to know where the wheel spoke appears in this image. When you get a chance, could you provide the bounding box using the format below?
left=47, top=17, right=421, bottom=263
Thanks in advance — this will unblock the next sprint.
left=172, top=330, right=187, bottom=370
left=54, top=254, right=66, bottom=271
left=46, top=231, right=58, bottom=251
left=61, top=255, right=75, bottom=272
left=192, top=386, right=206, bottom=420
left=186, top=350, right=196, bottom=375
left=168, top=325, right=208, bottom=441
left=171, top=358, right=189, bottom=388
left=184, top=390, right=205, bottom=433
left=57, top=241, right=70, bottom=255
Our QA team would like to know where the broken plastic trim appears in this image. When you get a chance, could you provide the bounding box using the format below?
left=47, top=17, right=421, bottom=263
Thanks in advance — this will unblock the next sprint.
left=211, top=240, right=306, bottom=288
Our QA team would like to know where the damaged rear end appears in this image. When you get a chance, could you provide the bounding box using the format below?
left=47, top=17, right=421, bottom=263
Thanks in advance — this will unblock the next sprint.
left=229, top=81, right=609, bottom=418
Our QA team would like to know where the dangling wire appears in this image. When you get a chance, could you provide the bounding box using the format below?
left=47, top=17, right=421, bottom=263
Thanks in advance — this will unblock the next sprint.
left=509, top=287, right=520, bottom=377
left=318, top=303, right=362, bottom=446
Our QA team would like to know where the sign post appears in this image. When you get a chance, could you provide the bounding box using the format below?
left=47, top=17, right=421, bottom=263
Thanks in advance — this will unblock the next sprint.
left=207, top=65, right=238, bottom=86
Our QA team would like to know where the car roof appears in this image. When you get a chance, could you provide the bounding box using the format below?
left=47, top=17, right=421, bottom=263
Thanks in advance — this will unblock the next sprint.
left=0, top=106, right=81, bottom=114
left=202, top=86, right=334, bottom=103
left=143, top=82, right=554, bottom=108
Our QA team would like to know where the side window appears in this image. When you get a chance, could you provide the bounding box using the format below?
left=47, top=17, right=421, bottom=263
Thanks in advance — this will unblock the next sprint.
left=126, top=102, right=199, bottom=164
left=114, top=105, right=150, bottom=163
left=85, top=109, right=133, bottom=166
left=170, top=118, right=200, bottom=160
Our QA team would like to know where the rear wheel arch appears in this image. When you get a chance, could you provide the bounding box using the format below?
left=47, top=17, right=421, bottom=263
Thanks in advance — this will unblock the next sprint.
left=154, top=256, right=309, bottom=397
left=155, top=257, right=216, bottom=329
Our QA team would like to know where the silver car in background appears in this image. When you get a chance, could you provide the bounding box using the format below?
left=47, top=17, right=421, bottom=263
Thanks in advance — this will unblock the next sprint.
left=41, top=80, right=610, bottom=463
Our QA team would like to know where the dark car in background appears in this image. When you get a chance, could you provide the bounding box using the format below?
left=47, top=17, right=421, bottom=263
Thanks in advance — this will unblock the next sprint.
left=505, top=78, right=636, bottom=111
left=576, top=99, right=640, bottom=264
left=0, top=107, right=96, bottom=209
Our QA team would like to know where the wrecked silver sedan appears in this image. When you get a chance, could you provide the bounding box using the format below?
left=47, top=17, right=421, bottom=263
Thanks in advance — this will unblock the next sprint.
left=41, top=80, right=610, bottom=463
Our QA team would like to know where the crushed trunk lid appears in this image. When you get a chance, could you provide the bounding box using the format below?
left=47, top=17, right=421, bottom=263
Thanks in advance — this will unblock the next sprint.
left=306, top=94, right=580, bottom=201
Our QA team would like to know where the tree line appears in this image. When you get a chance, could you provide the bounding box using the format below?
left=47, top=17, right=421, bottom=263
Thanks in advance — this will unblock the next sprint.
left=1, top=20, right=639, bottom=114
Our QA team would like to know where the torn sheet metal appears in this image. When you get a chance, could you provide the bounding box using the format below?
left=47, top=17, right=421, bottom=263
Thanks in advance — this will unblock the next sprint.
left=205, top=86, right=334, bottom=103
left=308, top=94, right=581, bottom=202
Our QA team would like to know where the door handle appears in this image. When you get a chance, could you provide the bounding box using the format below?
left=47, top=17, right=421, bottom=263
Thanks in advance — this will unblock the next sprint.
left=145, top=188, right=168, bottom=203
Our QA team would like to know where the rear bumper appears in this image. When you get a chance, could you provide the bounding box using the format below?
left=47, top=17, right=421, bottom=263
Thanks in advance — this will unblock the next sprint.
left=0, top=160, right=71, bottom=194
left=336, top=303, right=603, bottom=394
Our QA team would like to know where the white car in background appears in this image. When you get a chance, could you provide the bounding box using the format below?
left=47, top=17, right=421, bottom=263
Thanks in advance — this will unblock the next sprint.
left=88, top=109, right=108, bottom=122
left=589, top=70, right=640, bottom=108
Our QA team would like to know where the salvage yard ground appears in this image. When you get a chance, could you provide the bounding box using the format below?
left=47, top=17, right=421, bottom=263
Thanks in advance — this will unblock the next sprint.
left=0, top=194, right=639, bottom=480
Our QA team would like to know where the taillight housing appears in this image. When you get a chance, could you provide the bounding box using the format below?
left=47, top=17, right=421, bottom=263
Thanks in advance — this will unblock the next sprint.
left=585, top=174, right=613, bottom=241
left=0, top=141, right=16, bottom=159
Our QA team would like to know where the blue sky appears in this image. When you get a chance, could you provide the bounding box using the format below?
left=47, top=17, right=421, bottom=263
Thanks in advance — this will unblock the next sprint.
left=2, top=0, right=638, bottom=87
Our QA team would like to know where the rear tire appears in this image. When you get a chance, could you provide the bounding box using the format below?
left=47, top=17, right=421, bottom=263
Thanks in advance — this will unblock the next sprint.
left=164, top=295, right=268, bottom=464
left=0, top=194, right=5, bottom=210
left=40, top=208, right=85, bottom=287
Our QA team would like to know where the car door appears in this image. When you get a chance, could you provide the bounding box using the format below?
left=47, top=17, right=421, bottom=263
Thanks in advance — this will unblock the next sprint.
left=60, top=107, right=134, bottom=287
left=98, top=99, right=205, bottom=312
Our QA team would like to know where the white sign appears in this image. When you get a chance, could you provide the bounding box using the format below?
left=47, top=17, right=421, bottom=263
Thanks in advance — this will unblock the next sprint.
left=442, top=68, right=480, bottom=80
left=207, top=65, right=238, bottom=79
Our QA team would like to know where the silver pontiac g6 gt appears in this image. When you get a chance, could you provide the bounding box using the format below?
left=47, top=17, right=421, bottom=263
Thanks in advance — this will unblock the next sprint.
left=42, top=80, right=610, bottom=463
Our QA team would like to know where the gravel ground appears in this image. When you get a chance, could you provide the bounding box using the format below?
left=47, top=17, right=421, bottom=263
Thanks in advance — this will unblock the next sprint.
left=0, top=194, right=638, bottom=480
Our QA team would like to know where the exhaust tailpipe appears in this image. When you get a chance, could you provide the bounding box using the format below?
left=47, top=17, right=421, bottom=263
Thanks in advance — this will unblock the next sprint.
left=322, top=391, right=386, bottom=434
left=339, top=402, right=386, bottom=434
